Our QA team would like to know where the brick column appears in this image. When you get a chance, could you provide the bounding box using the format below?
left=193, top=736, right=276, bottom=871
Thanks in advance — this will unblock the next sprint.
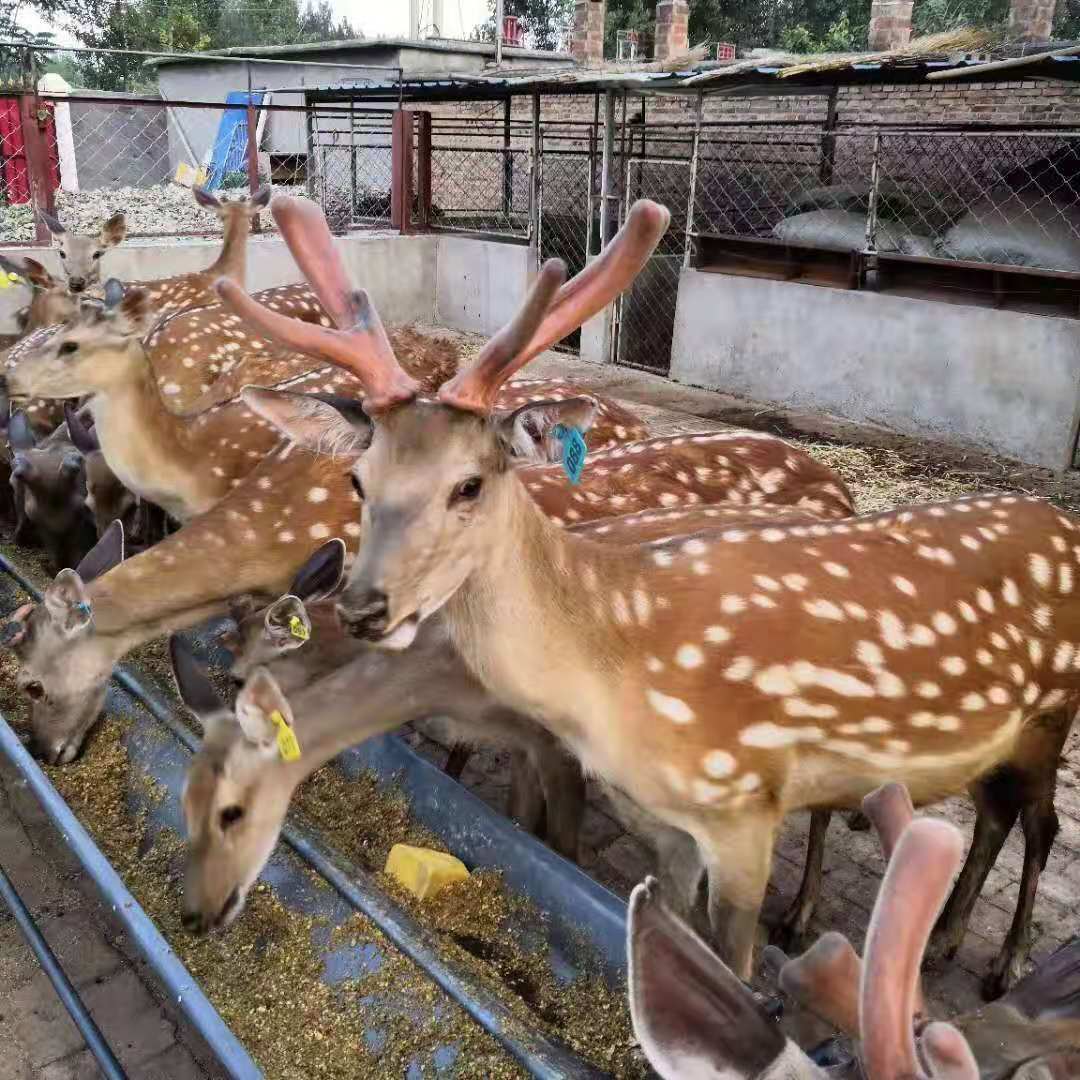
left=1008, top=0, right=1056, bottom=41
left=867, top=0, right=913, bottom=51
left=570, top=0, right=605, bottom=66
left=654, top=0, right=689, bottom=60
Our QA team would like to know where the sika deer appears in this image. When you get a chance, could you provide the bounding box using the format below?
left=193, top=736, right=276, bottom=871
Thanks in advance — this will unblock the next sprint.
left=222, top=194, right=1080, bottom=985
left=0, top=408, right=851, bottom=766
left=630, top=783, right=1080, bottom=1080
left=0, top=255, right=77, bottom=335
left=40, top=208, right=126, bottom=295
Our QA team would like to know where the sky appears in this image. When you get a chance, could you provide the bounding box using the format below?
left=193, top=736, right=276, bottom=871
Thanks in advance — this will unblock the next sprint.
left=21, top=0, right=493, bottom=48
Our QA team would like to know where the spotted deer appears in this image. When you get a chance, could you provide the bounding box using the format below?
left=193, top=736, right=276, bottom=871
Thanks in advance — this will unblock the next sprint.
left=221, top=194, right=1080, bottom=985
left=0, top=255, right=78, bottom=336
left=40, top=208, right=126, bottom=295
left=629, top=783, right=1080, bottom=1080
left=1, top=402, right=853, bottom=769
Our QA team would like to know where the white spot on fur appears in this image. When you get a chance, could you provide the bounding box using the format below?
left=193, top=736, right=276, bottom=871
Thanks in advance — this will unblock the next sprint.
left=646, top=689, right=695, bottom=725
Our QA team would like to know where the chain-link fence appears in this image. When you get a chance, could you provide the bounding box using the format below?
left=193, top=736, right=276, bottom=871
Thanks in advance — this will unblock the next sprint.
left=423, top=115, right=530, bottom=236
left=691, top=125, right=1080, bottom=274
left=307, top=107, right=393, bottom=231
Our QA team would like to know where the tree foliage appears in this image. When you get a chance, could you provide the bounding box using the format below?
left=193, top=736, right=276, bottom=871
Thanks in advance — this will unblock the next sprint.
left=12, top=0, right=360, bottom=91
left=476, top=0, right=574, bottom=50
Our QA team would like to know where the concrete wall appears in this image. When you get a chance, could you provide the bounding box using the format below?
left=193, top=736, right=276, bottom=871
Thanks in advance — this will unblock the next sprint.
left=434, top=236, right=531, bottom=337
left=671, top=269, right=1080, bottom=470
left=0, top=233, right=436, bottom=334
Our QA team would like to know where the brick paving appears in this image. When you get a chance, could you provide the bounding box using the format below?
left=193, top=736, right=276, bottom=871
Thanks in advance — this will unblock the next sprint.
left=0, top=758, right=224, bottom=1079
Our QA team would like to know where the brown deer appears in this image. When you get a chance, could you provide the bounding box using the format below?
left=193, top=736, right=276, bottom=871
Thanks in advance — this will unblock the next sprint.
left=629, top=783, right=1080, bottom=1080
left=39, top=208, right=126, bottom=295
left=1, top=412, right=852, bottom=769
left=220, top=194, right=1080, bottom=985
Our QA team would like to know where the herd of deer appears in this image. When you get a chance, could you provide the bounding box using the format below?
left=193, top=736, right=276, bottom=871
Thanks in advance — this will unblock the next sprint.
left=0, top=184, right=1078, bottom=1077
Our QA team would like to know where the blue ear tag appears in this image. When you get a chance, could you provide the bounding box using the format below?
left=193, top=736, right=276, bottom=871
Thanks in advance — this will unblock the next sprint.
left=75, top=601, right=91, bottom=619
left=552, top=424, right=586, bottom=485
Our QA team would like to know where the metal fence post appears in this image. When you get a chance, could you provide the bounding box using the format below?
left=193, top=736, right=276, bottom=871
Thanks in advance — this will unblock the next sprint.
left=529, top=91, right=540, bottom=268
left=416, top=111, right=432, bottom=228
left=245, top=63, right=261, bottom=234
left=391, top=108, right=414, bottom=235
left=864, top=131, right=881, bottom=254
left=684, top=92, right=702, bottom=269
left=21, top=92, right=53, bottom=244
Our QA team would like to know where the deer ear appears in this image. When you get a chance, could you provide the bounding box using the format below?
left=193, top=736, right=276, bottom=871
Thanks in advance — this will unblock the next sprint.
left=103, top=278, right=125, bottom=310
left=627, top=878, right=794, bottom=1080
left=249, top=186, right=272, bottom=211
left=288, top=538, right=345, bottom=602
left=65, top=403, right=100, bottom=455
left=235, top=666, right=294, bottom=747
left=100, top=212, right=126, bottom=247
left=170, top=635, right=226, bottom=719
left=8, top=410, right=37, bottom=452
left=42, top=568, right=93, bottom=637
left=265, top=595, right=311, bottom=650
left=242, top=388, right=374, bottom=456
left=495, top=396, right=598, bottom=463
left=74, top=520, right=124, bottom=583
left=39, top=209, right=65, bottom=236
left=192, top=186, right=221, bottom=210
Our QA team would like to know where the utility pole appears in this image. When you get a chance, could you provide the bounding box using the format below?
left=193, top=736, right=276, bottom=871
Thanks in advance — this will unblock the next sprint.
left=495, top=0, right=504, bottom=65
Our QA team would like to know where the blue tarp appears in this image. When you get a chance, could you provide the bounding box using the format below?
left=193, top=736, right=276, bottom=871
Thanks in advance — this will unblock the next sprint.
left=206, top=91, right=264, bottom=189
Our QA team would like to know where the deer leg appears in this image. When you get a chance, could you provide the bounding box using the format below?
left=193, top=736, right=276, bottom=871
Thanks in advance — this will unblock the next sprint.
left=981, top=710, right=1070, bottom=1000
left=529, top=744, right=584, bottom=862
left=773, top=809, right=831, bottom=953
left=508, top=748, right=546, bottom=837
left=983, top=794, right=1060, bottom=1001
left=698, top=812, right=778, bottom=980
left=927, top=770, right=1021, bottom=967
left=443, top=744, right=471, bottom=781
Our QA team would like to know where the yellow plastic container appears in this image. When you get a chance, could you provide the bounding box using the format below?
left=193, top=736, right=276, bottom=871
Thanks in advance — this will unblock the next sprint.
left=384, top=844, right=469, bottom=900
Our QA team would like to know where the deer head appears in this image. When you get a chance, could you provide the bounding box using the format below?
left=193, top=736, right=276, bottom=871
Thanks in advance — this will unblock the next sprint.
left=40, top=209, right=126, bottom=295
left=221, top=538, right=346, bottom=685
left=221, top=194, right=670, bottom=648
left=0, top=254, right=77, bottom=334
left=193, top=185, right=271, bottom=229
left=2, top=522, right=126, bottom=763
left=7, top=282, right=153, bottom=401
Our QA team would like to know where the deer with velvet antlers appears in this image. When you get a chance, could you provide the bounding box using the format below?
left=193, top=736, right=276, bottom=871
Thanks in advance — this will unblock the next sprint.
left=630, top=782, right=1080, bottom=1080
left=216, top=193, right=1080, bottom=987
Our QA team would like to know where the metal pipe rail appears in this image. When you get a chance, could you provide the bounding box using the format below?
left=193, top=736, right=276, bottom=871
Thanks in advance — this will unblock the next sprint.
left=0, top=863, right=127, bottom=1080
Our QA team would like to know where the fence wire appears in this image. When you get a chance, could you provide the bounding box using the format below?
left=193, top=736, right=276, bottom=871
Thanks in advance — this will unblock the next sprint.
left=307, top=108, right=393, bottom=231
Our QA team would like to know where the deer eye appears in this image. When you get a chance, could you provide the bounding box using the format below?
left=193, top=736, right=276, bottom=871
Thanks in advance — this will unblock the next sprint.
left=350, top=473, right=364, bottom=500
left=58, top=250, right=66, bottom=259
left=59, top=342, right=77, bottom=356
left=92, top=251, right=102, bottom=260
left=23, top=681, right=44, bottom=701
left=220, top=805, right=244, bottom=829
left=451, top=476, right=483, bottom=504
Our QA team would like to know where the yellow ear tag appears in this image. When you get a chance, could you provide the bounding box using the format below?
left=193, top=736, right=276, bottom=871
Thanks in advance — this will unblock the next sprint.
left=288, top=615, right=309, bottom=641
left=0, top=271, right=20, bottom=289
left=269, top=709, right=301, bottom=762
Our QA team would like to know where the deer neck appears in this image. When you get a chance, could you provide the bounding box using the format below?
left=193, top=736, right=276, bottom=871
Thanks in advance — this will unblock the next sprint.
left=444, top=486, right=628, bottom=757
left=88, top=357, right=204, bottom=520
left=208, top=211, right=251, bottom=285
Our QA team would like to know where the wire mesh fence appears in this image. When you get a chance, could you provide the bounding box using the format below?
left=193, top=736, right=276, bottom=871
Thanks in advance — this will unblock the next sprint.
left=426, top=116, right=530, bottom=236
left=617, top=156, right=691, bottom=374
left=307, top=107, right=393, bottom=231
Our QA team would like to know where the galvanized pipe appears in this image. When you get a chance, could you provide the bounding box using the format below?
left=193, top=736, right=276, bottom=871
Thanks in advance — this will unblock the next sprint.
left=0, top=864, right=127, bottom=1080
left=0, top=718, right=262, bottom=1080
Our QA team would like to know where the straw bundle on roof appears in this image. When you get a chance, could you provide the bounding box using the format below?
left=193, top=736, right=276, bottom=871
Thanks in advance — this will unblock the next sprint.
left=776, top=27, right=997, bottom=78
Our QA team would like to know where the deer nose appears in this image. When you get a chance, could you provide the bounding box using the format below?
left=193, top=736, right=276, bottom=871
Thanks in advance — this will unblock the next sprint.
left=336, top=592, right=389, bottom=639
left=67, top=279, right=85, bottom=293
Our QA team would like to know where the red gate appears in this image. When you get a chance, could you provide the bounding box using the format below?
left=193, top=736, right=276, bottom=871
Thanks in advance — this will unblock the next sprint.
left=0, top=95, right=59, bottom=213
